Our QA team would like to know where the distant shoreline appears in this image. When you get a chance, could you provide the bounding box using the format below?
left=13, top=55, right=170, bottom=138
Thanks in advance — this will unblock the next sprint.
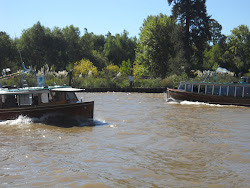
left=83, top=87, right=166, bottom=93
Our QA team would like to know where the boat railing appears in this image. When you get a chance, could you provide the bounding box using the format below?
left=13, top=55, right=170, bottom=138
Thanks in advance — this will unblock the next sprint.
left=178, top=82, right=250, bottom=98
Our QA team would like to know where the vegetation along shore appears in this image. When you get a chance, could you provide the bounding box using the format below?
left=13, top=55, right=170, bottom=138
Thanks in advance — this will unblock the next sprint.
left=1, top=1, right=249, bottom=89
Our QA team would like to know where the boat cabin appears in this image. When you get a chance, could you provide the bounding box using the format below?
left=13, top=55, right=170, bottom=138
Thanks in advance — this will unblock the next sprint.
left=0, top=87, right=82, bottom=109
left=178, top=80, right=250, bottom=98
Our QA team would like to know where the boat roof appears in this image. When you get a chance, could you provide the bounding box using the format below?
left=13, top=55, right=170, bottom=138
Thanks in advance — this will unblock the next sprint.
left=180, top=81, right=250, bottom=86
left=0, top=86, right=83, bottom=95
left=51, top=88, right=84, bottom=92
left=0, top=88, right=50, bottom=95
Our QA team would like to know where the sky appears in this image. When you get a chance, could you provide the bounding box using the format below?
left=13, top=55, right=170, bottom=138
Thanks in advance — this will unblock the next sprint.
left=1, top=0, right=250, bottom=39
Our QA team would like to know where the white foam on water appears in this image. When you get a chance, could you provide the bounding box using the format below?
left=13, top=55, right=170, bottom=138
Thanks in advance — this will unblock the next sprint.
left=0, top=114, right=109, bottom=128
left=166, top=97, right=176, bottom=102
left=180, top=100, right=223, bottom=107
left=168, top=101, right=179, bottom=105
left=167, top=100, right=226, bottom=107
left=0, top=115, right=33, bottom=126
left=91, top=118, right=109, bottom=126
left=95, top=118, right=106, bottom=124
left=109, top=124, right=117, bottom=128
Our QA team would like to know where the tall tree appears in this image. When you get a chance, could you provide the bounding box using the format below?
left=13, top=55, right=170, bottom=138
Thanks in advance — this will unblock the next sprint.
left=104, top=30, right=136, bottom=66
left=80, top=30, right=95, bottom=61
left=18, top=22, right=49, bottom=69
left=227, top=25, right=250, bottom=75
left=209, top=19, right=224, bottom=45
left=62, top=25, right=82, bottom=67
left=0, top=32, right=18, bottom=72
left=203, top=44, right=224, bottom=70
left=168, top=0, right=211, bottom=70
left=51, top=27, right=68, bottom=70
left=136, top=14, right=185, bottom=78
left=80, top=31, right=108, bottom=70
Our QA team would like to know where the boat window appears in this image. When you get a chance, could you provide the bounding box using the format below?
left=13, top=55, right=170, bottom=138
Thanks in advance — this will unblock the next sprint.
left=52, top=92, right=66, bottom=101
left=244, top=87, right=250, bottom=97
left=66, top=92, right=78, bottom=101
left=3, top=95, right=18, bottom=108
left=213, top=86, right=220, bottom=95
left=0, top=95, right=2, bottom=109
left=41, top=93, right=52, bottom=103
left=1, top=95, right=5, bottom=103
left=193, top=85, right=198, bottom=93
left=19, top=94, right=32, bottom=105
left=206, top=85, right=213, bottom=94
left=199, top=85, right=205, bottom=94
left=32, top=94, right=39, bottom=105
left=236, top=87, right=243, bottom=97
left=1, top=95, right=6, bottom=108
left=221, top=86, right=228, bottom=96
left=186, top=84, right=192, bottom=92
left=178, top=84, right=185, bottom=90
left=228, top=86, right=235, bottom=97
left=240, top=77, right=248, bottom=84
left=0, top=96, right=2, bottom=108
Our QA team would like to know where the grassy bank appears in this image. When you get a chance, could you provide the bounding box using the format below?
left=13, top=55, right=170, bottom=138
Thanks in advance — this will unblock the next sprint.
left=0, top=76, right=179, bottom=89
left=0, top=73, right=244, bottom=90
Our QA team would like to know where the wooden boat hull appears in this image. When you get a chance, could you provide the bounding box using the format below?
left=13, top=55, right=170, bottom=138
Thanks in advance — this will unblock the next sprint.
left=0, top=101, right=94, bottom=120
left=167, top=88, right=250, bottom=107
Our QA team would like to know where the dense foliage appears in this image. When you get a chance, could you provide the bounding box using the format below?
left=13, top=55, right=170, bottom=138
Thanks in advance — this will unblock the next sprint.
left=136, top=14, right=186, bottom=78
left=1, top=0, right=250, bottom=88
left=0, top=22, right=136, bottom=74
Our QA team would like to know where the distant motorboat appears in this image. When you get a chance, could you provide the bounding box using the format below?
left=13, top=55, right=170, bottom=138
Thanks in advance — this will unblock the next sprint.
left=167, top=77, right=250, bottom=107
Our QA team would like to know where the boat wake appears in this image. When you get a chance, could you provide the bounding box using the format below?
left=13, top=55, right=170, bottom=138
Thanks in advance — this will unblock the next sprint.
left=168, top=100, right=225, bottom=107
left=0, top=114, right=108, bottom=128
left=0, top=115, right=33, bottom=126
left=166, top=97, right=176, bottom=102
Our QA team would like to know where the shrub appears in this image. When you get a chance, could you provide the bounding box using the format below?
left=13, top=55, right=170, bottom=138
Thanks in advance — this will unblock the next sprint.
left=160, top=75, right=179, bottom=88
left=102, top=64, right=120, bottom=78
left=46, top=77, right=68, bottom=86
left=133, top=62, right=149, bottom=79
left=73, top=59, right=98, bottom=77
left=134, top=79, right=161, bottom=88
left=120, top=59, right=133, bottom=76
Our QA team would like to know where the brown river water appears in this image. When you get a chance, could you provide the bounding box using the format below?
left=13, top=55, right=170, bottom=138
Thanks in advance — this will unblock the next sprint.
left=0, top=92, right=249, bottom=188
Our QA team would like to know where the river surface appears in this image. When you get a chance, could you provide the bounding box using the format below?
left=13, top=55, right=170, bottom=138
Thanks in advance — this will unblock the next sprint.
left=0, top=92, right=249, bottom=188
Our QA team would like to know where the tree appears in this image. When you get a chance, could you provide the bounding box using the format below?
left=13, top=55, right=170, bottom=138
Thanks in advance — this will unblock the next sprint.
left=120, top=59, right=133, bottom=76
left=227, top=25, right=250, bottom=75
left=203, top=44, right=224, bottom=70
left=102, top=64, right=120, bottom=78
left=80, top=31, right=108, bottom=70
left=18, top=23, right=88, bottom=71
left=73, top=59, right=98, bottom=77
left=168, top=0, right=211, bottom=70
left=91, top=50, right=109, bottom=70
left=80, top=30, right=95, bottom=61
left=209, top=19, right=224, bottom=45
left=18, top=21, right=58, bottom=70
left=104, top=30, right=136, bottom=66
left=0, top=32, right=18, bottom=72
left=62, top=25, right=82, bottom=67
left=133, top=61, right=149, bottom=79
left=50, top=27, right=68, bottom=70
left=136, top=14, right=185, bottom=78
left=93, top=34, right=105, bottom=52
